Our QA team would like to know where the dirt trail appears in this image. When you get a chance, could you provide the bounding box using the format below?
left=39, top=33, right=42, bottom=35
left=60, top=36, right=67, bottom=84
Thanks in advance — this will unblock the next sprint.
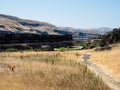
left=80, top=54, right=120, bottom=90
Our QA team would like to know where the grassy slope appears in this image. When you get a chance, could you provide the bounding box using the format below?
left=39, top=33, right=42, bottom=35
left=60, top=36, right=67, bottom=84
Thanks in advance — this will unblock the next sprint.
left=0, top=51, right=110, bottom=90
left=90, top=44, right=120, bottom=81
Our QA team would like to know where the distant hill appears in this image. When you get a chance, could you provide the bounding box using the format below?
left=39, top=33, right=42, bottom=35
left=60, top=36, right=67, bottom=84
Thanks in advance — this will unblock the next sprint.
left=57, top=27, right=112, bottom=34
left=57, top=27, right=112, bottom=39
left=0, top=14, right=58, bottom=34
left=0, top=14, right=112, bottom=39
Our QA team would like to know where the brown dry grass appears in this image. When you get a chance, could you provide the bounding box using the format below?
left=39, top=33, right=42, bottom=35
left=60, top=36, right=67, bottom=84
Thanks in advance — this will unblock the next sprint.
left=90, top=44, right=120, bottom=81
left=0, top=51, right=110, bottom=90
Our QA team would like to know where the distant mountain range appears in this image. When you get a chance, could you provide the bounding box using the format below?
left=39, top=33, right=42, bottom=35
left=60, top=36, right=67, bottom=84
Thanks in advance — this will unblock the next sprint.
left=56, top=27, right=112, bottom=39
left=0, top=14, right=112, bottom=39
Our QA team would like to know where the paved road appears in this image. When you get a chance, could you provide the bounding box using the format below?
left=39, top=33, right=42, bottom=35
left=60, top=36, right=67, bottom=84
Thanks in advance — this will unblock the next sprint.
left=80, top=54, right=120, bottom=90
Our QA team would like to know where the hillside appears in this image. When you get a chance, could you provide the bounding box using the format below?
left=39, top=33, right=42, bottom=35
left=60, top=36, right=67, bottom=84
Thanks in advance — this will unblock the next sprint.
left=58, top=27, right=112, bottom=34
left=91, top=44, right=120, bottom=81
left=0, top=14, right=57, bottom=34
left=0, top=14, right=112, bottom=39
left=57, top=27, right=112, bottom=39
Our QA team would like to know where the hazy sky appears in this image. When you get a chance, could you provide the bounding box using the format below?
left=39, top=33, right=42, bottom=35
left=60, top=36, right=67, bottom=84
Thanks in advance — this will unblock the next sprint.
left=0, top=0, right=120, bottom=28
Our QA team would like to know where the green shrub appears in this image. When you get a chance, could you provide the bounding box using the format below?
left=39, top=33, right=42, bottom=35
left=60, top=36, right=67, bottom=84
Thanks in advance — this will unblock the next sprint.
left=5, top=48, right=18, bottom=52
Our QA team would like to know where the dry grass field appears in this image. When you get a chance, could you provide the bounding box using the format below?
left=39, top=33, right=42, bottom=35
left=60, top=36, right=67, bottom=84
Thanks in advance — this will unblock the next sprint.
left=0, top=51, right=110, bottom=90
left=90, top=44, right=120, bottom=81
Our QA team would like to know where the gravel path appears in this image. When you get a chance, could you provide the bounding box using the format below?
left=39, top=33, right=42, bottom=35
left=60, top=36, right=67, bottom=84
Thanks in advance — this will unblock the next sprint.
left=80, top=54, right=120, bottom=90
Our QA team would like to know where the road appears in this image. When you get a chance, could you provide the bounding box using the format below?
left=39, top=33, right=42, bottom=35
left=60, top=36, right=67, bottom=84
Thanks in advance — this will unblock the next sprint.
left=80, top=54, right=120, bottom=90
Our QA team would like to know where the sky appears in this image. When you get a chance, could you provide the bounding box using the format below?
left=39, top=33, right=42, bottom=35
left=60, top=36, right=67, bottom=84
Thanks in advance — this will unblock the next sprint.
left=0, top=0, right=120, bottom=28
